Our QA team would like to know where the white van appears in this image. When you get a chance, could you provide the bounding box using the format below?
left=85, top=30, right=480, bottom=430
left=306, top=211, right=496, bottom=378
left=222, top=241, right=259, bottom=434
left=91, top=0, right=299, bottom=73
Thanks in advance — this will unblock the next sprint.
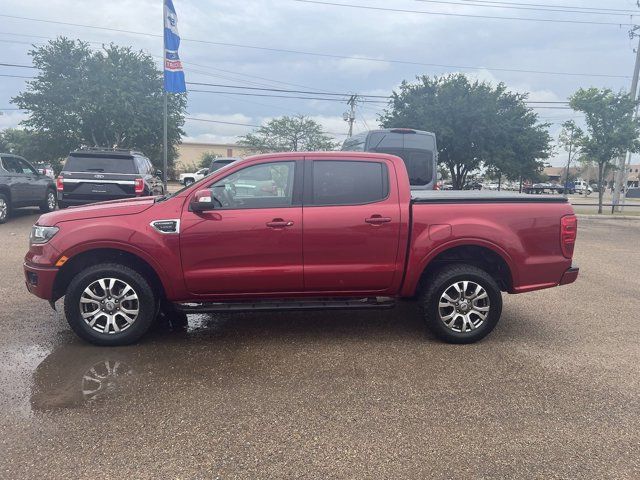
left=574, top=180, right=592, bottom=195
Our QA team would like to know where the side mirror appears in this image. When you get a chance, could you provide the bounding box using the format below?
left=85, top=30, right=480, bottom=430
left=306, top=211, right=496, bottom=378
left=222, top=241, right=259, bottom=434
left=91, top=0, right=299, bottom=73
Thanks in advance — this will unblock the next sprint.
left=190, top=189, right=215, bottom=212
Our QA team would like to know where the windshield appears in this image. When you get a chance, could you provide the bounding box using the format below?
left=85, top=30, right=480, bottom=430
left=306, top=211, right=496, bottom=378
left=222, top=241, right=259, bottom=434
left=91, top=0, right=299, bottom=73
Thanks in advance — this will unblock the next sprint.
left=64, top=155, right=137, bottom=174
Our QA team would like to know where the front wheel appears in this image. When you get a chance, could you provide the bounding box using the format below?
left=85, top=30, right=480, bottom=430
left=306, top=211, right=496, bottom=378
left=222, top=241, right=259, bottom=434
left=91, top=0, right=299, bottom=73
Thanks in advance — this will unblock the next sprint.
left=64, top=263, right=157, bottom=346
left=183, top=178, right=194, bottom=187
left=40, top=189, right=57, bottom=213
left=0, top=193, right=10, bottom=223
left=421, top=264, right=502, bottom=344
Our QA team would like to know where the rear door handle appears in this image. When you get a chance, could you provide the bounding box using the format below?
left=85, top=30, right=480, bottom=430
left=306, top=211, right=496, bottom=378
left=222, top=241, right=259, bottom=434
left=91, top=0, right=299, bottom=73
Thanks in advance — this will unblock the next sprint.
left=365, top=215, right=392, bottom=225
left=266, top=218, right=294, bottom=228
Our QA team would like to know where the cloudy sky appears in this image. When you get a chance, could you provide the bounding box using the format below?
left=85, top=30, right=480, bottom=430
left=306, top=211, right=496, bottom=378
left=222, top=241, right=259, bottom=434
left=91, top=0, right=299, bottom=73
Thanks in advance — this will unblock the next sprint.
left=1, top=0, right=639, bottom=165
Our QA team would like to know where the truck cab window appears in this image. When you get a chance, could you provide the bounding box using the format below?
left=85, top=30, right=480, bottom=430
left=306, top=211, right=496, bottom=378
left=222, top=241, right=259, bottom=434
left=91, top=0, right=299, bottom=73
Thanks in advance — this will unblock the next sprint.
left=209, top=161, right=295, bottom=209
left=311, top=161, right=388, bottom=206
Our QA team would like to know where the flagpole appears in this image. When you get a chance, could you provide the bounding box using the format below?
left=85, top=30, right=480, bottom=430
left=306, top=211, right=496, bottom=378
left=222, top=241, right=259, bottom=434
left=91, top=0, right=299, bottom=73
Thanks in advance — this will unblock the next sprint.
left=163, top=92, right=168, bottom=190
left=162, top=2, right=168, bottom=191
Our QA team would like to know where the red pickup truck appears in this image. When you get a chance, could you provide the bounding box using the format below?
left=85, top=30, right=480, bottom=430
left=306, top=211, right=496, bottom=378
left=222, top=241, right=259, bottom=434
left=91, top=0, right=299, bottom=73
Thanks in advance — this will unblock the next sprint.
left=24, top=152, right=578, bottom=346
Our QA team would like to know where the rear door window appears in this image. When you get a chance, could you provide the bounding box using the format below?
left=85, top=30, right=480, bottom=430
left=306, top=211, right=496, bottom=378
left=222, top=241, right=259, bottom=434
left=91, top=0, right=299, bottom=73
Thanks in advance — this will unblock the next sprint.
left=63, top=156, right=137, bottom=174
left=311, top=161, right=388, bottom=206
left=16, top=158, right=37, bottom=175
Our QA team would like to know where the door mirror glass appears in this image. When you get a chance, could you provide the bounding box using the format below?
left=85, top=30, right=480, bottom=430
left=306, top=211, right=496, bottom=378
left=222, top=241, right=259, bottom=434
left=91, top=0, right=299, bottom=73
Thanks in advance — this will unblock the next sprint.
left=190, top=189, right=216, bottom=212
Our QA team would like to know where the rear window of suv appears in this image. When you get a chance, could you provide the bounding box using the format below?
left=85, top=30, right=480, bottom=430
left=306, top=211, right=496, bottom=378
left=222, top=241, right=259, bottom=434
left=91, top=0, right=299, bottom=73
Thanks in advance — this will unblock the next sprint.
left=63, top=155, right=137, bottom=174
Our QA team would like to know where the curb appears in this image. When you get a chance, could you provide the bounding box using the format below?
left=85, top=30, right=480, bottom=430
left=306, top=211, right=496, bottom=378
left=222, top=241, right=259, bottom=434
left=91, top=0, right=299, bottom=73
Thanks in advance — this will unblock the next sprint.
left=576, top=214, right=640, bottom=220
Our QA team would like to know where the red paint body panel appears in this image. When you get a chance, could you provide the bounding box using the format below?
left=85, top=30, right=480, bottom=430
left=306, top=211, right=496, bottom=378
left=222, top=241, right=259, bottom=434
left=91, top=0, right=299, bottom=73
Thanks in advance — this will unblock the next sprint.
left=23, top=151, right=578, bottom=304
left=181, top=207, right=304, bottom=294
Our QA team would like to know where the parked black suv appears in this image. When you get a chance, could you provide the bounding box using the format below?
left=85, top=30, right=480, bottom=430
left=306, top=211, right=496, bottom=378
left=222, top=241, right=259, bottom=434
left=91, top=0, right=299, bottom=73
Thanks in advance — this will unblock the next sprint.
left=0, top=153, right=56, bottom=223
left=57, top=148, right=164, bottom=208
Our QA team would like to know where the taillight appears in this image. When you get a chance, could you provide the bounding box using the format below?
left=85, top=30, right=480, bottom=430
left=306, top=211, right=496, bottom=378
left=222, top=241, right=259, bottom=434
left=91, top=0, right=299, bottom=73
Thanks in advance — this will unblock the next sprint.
left=134, top=178, right=144, bottom=195
left=560, top=214, right=577, bottom=258
left=56, top=175, right=64, bottom=191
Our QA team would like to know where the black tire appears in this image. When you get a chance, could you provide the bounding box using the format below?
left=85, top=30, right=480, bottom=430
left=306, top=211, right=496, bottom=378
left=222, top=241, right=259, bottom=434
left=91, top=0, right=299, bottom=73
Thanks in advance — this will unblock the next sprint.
left=184, top=178, right=194, bottom=187
left=0, top=193, right=10, bottom=224
left=40, top=189, right=57, bottom=213
left=420, top=264, right=502, bottom=344
left=64, top=263, right=157, bottom=346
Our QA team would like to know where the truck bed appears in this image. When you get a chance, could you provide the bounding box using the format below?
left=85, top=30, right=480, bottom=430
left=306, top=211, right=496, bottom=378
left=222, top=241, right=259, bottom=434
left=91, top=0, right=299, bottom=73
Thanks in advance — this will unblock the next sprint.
left=411, top=190, right=568, bottom=203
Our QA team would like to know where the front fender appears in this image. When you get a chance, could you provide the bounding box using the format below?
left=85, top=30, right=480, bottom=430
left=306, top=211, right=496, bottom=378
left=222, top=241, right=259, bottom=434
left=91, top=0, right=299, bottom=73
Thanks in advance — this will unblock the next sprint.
left=52, top=220, right=182, bottom=299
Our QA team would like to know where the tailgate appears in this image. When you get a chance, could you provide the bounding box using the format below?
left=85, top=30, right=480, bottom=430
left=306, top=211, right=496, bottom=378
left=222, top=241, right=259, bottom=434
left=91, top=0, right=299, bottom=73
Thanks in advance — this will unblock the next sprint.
left=61, top=172, right=137, bottom=198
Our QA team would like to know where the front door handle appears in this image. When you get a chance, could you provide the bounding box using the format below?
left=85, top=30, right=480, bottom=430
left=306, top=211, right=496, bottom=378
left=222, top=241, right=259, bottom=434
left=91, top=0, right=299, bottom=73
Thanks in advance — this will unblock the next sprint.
left=365, top=215, right=392, bottom=225
left=266, top=218, right=294, bottom=228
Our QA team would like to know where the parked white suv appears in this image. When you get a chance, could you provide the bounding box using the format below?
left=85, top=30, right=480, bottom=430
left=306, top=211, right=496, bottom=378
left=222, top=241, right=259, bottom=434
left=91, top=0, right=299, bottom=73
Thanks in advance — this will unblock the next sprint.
left=179, top=168, right=209, bottom=186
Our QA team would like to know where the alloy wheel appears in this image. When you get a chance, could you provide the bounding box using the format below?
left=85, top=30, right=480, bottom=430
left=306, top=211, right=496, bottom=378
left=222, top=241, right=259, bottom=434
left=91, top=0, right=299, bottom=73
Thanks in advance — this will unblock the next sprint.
left=438, top=280, right=490, bottom=333
left=0, top=199, right=6, bottom=221
left=79, top=278, right=140, bottom=334
left=47, top=192, right=56, bottom=210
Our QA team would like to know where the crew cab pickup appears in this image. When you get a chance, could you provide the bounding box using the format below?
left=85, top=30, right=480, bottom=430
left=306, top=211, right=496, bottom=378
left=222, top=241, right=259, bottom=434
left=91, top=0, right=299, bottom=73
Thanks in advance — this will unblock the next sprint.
left=24, top=152, right=578, bottom=346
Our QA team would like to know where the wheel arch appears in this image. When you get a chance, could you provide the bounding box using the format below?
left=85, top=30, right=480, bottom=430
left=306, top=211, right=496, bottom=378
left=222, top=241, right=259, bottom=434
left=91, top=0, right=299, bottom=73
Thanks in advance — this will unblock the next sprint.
left=409, top=240, right=516, bottom=297
left=52, top=247, right=168, bottom=302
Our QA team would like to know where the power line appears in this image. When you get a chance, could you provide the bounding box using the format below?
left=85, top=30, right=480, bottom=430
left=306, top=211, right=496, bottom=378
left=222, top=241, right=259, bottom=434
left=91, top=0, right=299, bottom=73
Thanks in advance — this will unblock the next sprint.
left=413, top=0, right=638, bottom=16
left=456, top=0, right=638, bottom=14
left=291, top=0, right=637, bottom=26
left=185, top=116, right=349, bottom=136
left=0, top=14, right=631, bottom=79
left=189, top=88, right=387, bottom=103
left=0, top=63, right=576, bottom=106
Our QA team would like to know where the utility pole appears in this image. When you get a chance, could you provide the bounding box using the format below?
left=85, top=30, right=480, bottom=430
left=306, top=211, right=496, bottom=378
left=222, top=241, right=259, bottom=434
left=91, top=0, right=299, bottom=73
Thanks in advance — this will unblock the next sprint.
left=344, top=95, right=357, bottom=137
left=613, top=26, right=640, bottom=210
left=563, top=123, right=575, bottom=197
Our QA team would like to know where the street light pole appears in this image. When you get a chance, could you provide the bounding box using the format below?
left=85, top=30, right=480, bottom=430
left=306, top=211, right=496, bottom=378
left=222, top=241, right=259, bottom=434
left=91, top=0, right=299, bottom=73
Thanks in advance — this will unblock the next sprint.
left=613, top=28, right=640, bottom=210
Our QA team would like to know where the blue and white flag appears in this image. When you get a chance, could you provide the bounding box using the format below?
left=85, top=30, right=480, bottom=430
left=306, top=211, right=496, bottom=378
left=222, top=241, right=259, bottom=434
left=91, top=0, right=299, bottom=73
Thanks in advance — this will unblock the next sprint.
left=163, top=0, right=186, bottom=93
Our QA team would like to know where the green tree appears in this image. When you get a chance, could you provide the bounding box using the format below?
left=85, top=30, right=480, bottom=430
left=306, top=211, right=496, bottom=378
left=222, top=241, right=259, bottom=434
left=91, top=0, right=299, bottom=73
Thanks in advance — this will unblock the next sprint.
left=238, top=115, right=337, bottom=153
left=12, top=37, right=186, bottom=174
left=0, top=128, right=64, bottom=173
left=557, top=120, right=584, bottom=190
left=568, top=88, right=640, bottom=213
left=380, top=74, right=552, bottom=189
left=200, top=151, right=218, bottom=169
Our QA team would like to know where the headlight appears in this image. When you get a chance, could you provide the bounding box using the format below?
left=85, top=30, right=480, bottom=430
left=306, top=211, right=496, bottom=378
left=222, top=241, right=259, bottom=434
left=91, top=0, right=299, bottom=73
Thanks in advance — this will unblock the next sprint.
left=30, top=225, right=59, bottom=245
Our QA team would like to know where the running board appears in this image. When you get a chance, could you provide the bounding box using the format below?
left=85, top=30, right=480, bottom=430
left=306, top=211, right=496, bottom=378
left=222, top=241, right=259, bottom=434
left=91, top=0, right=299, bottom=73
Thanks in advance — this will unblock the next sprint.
left=175, top=297, right=396, bottom=313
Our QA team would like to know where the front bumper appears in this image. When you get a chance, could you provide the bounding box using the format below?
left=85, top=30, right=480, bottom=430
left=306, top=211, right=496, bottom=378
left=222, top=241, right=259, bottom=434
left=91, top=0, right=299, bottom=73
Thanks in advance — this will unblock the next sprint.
left=559, top=263, right=579, bottom=286
left=24, top=262, right=58, bottom=300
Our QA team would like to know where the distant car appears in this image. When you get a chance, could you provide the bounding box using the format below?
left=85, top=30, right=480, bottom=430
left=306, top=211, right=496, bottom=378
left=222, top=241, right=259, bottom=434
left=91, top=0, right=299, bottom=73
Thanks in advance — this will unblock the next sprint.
left=36, top=165, right=55, bottom=179
left=484, top=183, right=500, bottom=191
left=463, top=182, right=482, bottom=190
left=626, top=187, right=640, bottom=198
left=179, top=168, right=209, bottom=187
left=0, top=153, right=57, bottom=223
left=57, top=148, right=164, bottom=209
left=209, top=157, right=239, bottom=173
left=573, top=180, right=592, bottom=195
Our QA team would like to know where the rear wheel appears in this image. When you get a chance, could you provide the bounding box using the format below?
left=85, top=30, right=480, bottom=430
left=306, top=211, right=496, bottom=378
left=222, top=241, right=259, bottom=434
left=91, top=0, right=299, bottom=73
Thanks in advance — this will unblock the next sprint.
left=183, top=178, right=194, bottom=187
left=0, top=194, right=10, bottom=224
left=421, top=264, right=502, bottom=344
left=40, top=189, right=57, bottom=213
left=64, top=263, right=157, bottom=346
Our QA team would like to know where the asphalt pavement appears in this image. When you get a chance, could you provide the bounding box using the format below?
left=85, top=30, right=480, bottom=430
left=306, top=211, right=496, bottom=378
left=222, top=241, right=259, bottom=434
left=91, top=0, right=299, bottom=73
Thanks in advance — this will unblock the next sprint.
left=1, top=208, right=639, bottom=479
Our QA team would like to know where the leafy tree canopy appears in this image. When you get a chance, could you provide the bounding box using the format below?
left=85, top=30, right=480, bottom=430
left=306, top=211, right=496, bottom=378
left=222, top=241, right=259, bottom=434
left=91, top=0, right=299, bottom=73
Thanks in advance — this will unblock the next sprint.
left=238, top=115, right=338, bottom=153
left=380, top=73, right=552, bottom=189
left=12, top=37, right=186, bottom=172
left=568, top=87, right=640, bottom=213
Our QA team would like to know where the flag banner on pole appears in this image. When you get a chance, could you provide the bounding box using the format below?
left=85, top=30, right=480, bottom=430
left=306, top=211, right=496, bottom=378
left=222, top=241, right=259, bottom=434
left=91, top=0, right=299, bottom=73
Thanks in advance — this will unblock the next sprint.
left=164, top=0, right=186, bottom=93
